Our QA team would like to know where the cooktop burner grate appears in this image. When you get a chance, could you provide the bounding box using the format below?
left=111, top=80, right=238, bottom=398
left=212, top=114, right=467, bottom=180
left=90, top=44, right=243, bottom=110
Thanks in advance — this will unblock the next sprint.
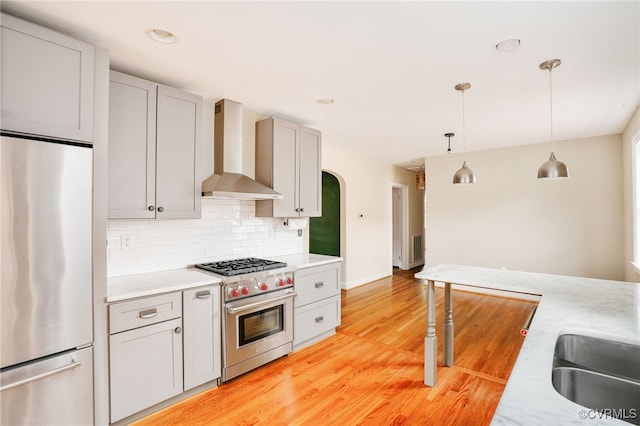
left=195, top=257, right=287, bottom=276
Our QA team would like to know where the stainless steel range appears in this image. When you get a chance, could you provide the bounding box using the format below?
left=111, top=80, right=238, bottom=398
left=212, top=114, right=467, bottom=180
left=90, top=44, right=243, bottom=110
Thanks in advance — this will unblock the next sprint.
left=195, top=258, right=296, bottom=382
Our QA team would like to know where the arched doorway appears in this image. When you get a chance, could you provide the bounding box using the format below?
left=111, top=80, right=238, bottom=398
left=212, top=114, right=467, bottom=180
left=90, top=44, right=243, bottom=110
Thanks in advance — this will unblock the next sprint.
left=310, top=171, right=340, bottom=256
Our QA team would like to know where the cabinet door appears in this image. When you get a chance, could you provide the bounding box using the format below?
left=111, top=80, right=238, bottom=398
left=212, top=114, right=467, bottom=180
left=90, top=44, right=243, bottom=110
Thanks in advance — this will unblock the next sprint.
left=299, top=126, right=322, bottom=217
left=183, top=286, right=221, bottom=391
left=1, top=13, right=94, bottom=142
left=156, top=86, right=202, bottom=219
left=107, top=71, right=157, bottom=219
left=109, top=318, right=183, bottom=422
left=272, top=118, right=300, bottom=217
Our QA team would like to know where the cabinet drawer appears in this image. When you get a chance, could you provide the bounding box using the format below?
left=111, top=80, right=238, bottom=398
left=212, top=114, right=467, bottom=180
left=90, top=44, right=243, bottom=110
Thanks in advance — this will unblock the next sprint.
left=294, top=263, right=340, bottom=307
left=109, top=292, right=182, bottom=334
left=294, top=295, right=341, bottom=345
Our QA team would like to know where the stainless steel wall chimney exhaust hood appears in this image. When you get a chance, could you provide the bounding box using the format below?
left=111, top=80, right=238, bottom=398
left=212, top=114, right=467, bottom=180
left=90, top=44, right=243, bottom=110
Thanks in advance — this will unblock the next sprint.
left=201, top=99, right=282, bottom=200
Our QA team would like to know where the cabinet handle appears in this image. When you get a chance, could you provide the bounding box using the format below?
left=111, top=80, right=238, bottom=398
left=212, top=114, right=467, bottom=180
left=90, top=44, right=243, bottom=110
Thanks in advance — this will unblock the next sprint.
left=314, top=282, right=324, bottom=288
left=315, top=316, right=324, bottom=323
left=148, top=205, right=155, bottom=211
left=174, top=327, right=182, bottom=334
left=300, top=207, right=304, bottom=212
left=157, top=206, right=164, bottom=212
left=139, top=308, right=158, bottom=319
left=295, top=208, right=300, bottom=212
left=196, top=290, right=211, bottom=299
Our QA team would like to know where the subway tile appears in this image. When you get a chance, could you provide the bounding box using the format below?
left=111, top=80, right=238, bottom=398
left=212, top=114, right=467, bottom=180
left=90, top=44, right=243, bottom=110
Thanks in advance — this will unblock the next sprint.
left=106, top=199, right=304, bottom=278
left=108, top=220, right=150, bottom=231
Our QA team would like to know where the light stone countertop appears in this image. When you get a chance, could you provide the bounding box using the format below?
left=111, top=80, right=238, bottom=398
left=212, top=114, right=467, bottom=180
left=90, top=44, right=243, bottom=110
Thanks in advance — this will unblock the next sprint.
left=267, top=253, right=343, bottom=269
left=107, top=268, right=222, bottom=303
left=415, top=264, right=640, bottom=425
left=106, top=254, right=341, bottom=302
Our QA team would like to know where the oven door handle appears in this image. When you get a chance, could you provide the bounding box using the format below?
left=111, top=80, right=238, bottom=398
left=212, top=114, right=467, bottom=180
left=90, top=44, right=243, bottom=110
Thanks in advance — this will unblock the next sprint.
left=226, top=290, right=297, bottom=315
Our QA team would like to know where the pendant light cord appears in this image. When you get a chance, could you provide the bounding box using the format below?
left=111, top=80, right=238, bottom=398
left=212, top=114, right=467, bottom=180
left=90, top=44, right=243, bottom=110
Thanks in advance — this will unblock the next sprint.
left=462, top=89, right=467, bottom=156
left=548, top=67, right=554, bottom=150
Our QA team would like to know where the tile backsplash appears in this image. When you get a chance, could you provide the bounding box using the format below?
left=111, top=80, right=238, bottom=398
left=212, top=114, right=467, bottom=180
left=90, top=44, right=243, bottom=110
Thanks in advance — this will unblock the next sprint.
left=107, top=199, right=305, bottom=277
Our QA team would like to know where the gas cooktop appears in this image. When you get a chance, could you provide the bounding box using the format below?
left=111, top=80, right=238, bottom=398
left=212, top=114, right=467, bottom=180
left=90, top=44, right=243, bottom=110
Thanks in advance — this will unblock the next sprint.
left=195, top=257, right=287, bottom=277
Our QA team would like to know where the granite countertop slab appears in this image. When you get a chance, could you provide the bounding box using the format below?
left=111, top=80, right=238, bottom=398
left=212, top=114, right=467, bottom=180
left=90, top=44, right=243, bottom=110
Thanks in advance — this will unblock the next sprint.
left=415, top=264, right=640, bottom=425
left=107, top=268, right=222, bottom=303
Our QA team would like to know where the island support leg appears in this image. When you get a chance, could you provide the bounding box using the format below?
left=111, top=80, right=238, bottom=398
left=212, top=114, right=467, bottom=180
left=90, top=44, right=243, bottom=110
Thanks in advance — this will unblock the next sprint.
left=424, top=279, right=437, bottom=386
left=443, top=282, right=454, bottom=366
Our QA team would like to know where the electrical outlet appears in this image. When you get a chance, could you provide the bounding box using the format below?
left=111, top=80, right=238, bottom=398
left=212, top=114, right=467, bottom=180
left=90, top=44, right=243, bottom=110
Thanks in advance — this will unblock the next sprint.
left=121, top=234, right=133, bottom=249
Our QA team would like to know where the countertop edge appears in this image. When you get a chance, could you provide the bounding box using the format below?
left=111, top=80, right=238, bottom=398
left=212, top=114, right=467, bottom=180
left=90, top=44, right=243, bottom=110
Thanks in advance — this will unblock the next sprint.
left=267, top=253, right=343, bottom=269
left=105, top=254, right=343, bottom=303
left=106, top=268, right=222, bottom=303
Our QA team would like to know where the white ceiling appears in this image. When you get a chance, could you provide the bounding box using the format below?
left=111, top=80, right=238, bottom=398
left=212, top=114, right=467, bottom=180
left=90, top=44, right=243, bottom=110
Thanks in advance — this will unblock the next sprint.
left=3, top=1, right=639, bottom=169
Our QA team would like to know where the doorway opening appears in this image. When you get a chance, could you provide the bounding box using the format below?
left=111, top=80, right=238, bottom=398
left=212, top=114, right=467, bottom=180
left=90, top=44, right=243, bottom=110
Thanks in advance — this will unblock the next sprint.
left=392, top=184, right=409, bottom=269
left=310, top=171, right=340, bottom=256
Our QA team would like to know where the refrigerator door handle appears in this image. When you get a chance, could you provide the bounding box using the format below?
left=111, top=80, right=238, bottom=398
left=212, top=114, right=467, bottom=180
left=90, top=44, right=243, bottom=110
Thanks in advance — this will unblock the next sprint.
left=0, top=354, right=81, bottom=392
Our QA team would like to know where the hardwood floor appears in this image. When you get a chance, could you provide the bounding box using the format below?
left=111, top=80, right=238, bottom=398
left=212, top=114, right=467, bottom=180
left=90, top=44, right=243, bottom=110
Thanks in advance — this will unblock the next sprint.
left=133, top=267, right=537, bottom=426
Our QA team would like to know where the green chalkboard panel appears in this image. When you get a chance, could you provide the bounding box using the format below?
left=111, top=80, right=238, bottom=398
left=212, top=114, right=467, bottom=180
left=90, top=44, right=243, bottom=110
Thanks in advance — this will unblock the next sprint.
left=310, top=172, right=340, bottom=256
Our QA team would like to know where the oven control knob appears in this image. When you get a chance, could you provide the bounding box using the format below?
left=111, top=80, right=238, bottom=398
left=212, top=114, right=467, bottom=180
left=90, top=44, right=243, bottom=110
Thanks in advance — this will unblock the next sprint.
left=285, top=277, right=293, bottom=285
left=229, top=288, right=239, bottom=298
left=277, top=278, right=285, bottom=287
left=258, top=282, right=269, bottom=291
left=240, top=286, right=250, bottom=295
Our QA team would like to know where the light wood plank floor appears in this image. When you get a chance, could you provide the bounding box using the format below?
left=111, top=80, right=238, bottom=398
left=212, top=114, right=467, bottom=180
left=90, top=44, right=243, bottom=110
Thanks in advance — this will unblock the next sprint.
left=133, top=267, right=537, bottom=426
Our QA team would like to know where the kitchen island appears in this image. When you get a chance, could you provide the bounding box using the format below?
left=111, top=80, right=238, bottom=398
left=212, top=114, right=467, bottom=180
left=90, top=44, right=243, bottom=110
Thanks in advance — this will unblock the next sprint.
left=415, top=264, right=639, bottom=425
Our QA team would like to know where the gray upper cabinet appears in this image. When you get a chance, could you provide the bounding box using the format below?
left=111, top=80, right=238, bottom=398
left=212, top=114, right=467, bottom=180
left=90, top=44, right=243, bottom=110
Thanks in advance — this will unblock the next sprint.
left=0, top=13, right=95, bottom=142
left=255, top=117, right=322, bottom=217
left=108, top=71, right=202, bottom=219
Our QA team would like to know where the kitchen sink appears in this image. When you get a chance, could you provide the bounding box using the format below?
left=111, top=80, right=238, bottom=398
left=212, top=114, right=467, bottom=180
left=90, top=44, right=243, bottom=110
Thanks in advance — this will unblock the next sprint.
left=554, top=334, right=640, bottom=381
left=552, top=334, right=640, bottom=425
left=552, top=367, right=640, bottom=424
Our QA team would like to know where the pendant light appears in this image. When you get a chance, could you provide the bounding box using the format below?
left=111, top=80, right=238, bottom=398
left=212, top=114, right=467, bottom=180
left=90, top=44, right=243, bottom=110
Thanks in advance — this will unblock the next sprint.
left=453, top=83, right=477, bottom=184
left=537, top=59, right=568, bottom=179
left=445, top=132, right=454, bottom=154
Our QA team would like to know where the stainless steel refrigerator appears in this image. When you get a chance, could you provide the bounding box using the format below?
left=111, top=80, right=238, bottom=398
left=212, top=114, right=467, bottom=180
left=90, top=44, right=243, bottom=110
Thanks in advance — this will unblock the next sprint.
left=1, top=135, right=94, bottom=425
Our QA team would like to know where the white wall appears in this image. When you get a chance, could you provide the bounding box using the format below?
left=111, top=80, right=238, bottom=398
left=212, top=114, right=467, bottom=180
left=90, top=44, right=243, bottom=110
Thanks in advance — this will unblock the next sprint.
left=322, top=144, right=423, bottom=288
left=424, top=135, right=624, bottom=280
left=623, top=106, right=640, bottom=282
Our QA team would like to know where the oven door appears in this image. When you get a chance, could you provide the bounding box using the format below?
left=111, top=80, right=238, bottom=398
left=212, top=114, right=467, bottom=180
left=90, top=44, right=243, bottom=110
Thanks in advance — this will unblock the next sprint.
left=224, top=289, right=296, bottom=368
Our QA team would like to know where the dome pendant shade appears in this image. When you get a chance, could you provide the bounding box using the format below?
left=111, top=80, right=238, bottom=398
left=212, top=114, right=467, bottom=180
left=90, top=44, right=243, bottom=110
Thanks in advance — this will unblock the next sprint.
left=453, top=161, right=477, bottom=184
left=452, top=83, right=476, bottom=185
left=537, top=59, right=569, bottom=180
left=537, top=152, right=568, bottom=179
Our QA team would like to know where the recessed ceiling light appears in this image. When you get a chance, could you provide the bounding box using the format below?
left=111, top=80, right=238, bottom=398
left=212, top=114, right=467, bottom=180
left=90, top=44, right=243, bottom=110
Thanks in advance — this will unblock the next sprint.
left=316, top=98, right=334, bottom=105
left=146, top=28, right=177, bottom=44
left=495, top=38, right=520, bottom=52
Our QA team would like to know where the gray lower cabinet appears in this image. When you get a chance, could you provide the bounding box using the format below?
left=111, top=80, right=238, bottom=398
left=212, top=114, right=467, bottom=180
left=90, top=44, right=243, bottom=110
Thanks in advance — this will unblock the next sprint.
left=108, top=287, right=221, bottom=423
left=108, top=70, right=202, bottom=219
left=182, top=286, right=221, bottom=391
left=293, top=262, right=342, bottom=350
left=108, top=293, right=183, bottom=423
left=0, top=13, right=94, bottom=142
